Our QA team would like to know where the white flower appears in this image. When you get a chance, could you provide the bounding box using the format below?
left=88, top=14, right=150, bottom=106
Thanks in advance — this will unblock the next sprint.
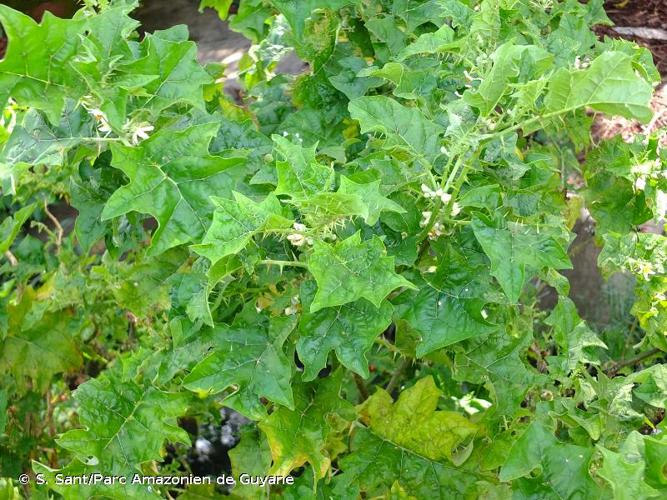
left=635, top=176, right=647, bottom=191
left=451, top=202, right=461, bottom=217
left=440, top=192, right=452, bottom=204
left=287, top=233, right=306, bottom=247
left=426, top=266, right=437, bottom=273
left=428, top=222, right=444, bottom=240
left=130, top=124, right=154, bottom=145
left=638, top=261, right=655, bottom=281
left=421, top=184, right=435, bottom=198
left=293, top=222, right=307, bottom=232
left=89, top=108, right=106, bottom=120
left=419, top=211, right=432, bottom=227
left=87, top=107, right=113, bottom=135
left=98, top=120, right=112, bottom=134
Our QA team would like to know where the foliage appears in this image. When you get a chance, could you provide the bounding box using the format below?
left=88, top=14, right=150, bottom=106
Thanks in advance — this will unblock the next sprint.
left=0, top=0, right=666, bottom=498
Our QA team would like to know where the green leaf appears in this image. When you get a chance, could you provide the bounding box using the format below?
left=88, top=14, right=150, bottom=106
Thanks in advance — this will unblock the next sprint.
left=393, top=0, right=455, bottom=32
left=258, top=371, right=354, bottom=481
left=337, top=176, right=406, bottom=225
left=471, top=217, right=571, bottom=303
left=272, top=135, right=333, bottom=198
left=297, top=281, right=393, bottom=380
left=0, top=203, right=35, bottom=254
left=308, top=232, right=415, bottom=312
left=0, top=6, right=88, bottom=122
left=397, top=246, right=495, bottom=356
left=117, top=27, right=213, bottom=114
left=454, top=328, right=539, bottom=419
left=464, top=43, right=553, bottom=116
left=597, top=433, right=661, bottom=499
left=1, top=106, right=95, bottom=167
left=271, top=0, right=355, bottom=40
left=360, top=376, right=477, bottom=462
left=500, top=420, right=558, bottom=481
left=500, top=417, right=602, bottom=498
left=102, top=123, right=247, bottom=255
left=545, top=51, right=654, bottom=122
left=57, top=375, right=190, bottom=473
left=200, top=0, right=234, bottom=20
left=192, top=192, right=291, bottom=266
left=0, top=296, right=81, bottom=393
left=546, top=297, right=607, bottom=373
left=183, top=314, right=295, bottom=418
left=349, top=96, right=445, bottom=158
left=335, top=427, right=478, bottom=497
left=33, top=461, right=159, bottom=500
left=398, top=24, right=457, bottom=60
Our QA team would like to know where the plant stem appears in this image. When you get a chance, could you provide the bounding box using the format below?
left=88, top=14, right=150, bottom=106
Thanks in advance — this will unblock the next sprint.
left=4, top=250, right=17, bottom=266
left=353, top=373, right=369, bottom=401
left=257, top=259, right=308, bottom=269
left=607, top=348, right=662, bottom=376
left=43, top=201, right=63, bottom=252
left=374, top=336, right=401, bottom=354
left=386, top=358, right=411, bottom=394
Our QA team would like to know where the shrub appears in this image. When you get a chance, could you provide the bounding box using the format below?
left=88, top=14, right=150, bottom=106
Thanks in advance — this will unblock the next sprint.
left=0, top=0, right=666, bottom=498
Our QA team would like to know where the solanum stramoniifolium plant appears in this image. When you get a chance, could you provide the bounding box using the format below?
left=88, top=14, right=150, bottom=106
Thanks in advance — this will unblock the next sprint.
left=0, top=0, right=666, bottom=497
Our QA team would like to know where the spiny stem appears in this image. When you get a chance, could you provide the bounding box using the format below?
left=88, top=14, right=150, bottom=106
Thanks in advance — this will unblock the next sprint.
left=374, top=336, right=401, bottom=355
left=43, top=201, right=63, bottom=251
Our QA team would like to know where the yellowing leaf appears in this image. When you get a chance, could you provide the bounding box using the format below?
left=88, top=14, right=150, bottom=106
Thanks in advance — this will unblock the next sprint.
left=360, top=376, right=477, bottom=462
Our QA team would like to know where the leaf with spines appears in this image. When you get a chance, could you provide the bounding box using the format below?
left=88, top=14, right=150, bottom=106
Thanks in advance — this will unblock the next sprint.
left=335, top=377, right=479, bottom=497
left=400, top=286, right=495, bottom=357
left=471, top=217, right=571, bottom=303
left=228, top=425, right=272, bottom=499
left=192, top=192, right=292, bottom=266
left=398, top=24, right=457, bottom=60
left=33, top=461, right=160, bottom=500
left=101, top=123, right=247, bottom=255
left=349, top=96, right=445, bottom=158
left=271, top=0, right=356, bottom=40
left=545, top=51, right=655, bottom=122
left=272, top=135, right=333, bottom=198
left=464, top=43, right=553, bottom=116
left=337, top=176, right=406, bottom=225
left=0, top=6, right=88, bottom=123
left=116, top=26, right=213, bottom=114
left=183, top=313, right=295, bottom=419
left=545, top=297, right=607, bottom=373
left=296, top=281, right=393, bottom=380
left=500, top=417, right=602, bottom=498
left=454, top=328, right=540, bottom=420
left=334, top=427, right=479, bottom=497
left=1, top=106, right=95, bottom=168
left=307, top=232, right=415, bottom=312
left=597, top=432, right=661, bottom=499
